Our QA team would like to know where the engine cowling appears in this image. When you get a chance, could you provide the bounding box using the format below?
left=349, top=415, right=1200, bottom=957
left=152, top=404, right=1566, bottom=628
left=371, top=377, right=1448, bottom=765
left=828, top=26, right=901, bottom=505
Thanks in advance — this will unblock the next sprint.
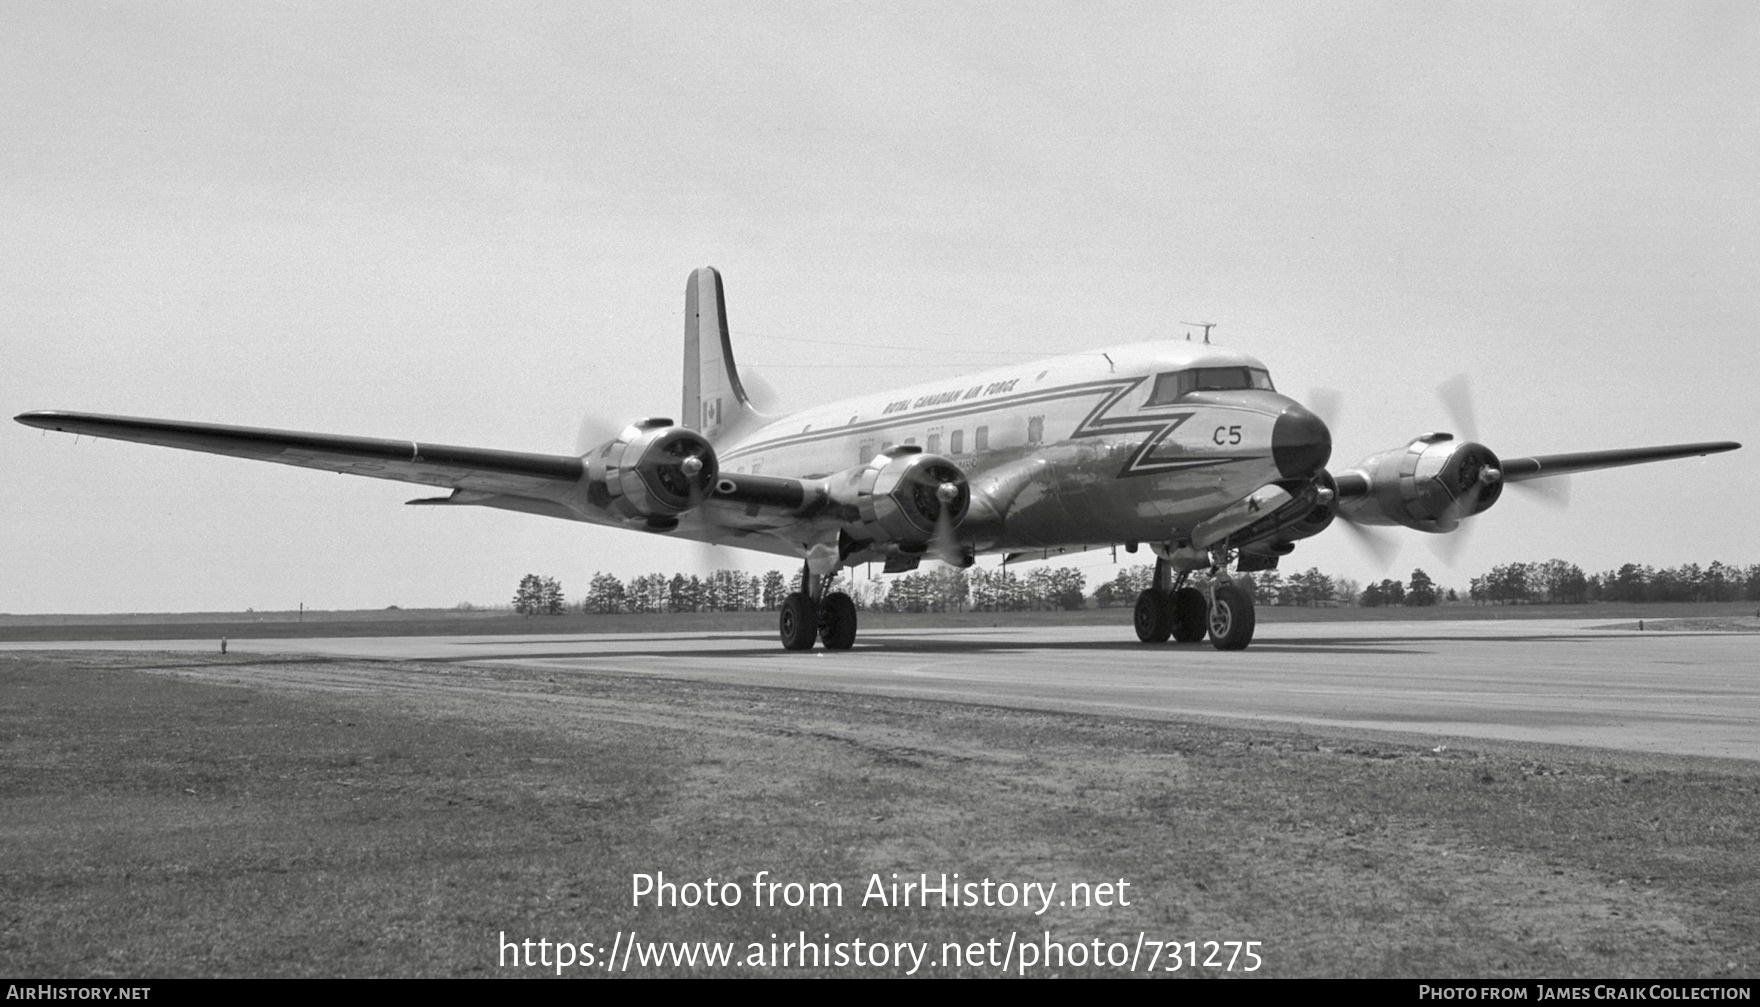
left=584, top=418, right=718, bottom=529
left=1335, top=434, right=1503, bottom=532
left=830, top=448, right=970, bottom=546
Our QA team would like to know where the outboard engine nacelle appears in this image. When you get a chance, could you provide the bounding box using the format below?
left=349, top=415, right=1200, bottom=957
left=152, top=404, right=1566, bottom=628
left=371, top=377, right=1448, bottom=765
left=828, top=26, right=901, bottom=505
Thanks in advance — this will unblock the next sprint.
left=831, top=447, right=970, bottom=546
left=1335, top=434, right=1503, bottom=532
left=584, top=418, right=718, bottom=529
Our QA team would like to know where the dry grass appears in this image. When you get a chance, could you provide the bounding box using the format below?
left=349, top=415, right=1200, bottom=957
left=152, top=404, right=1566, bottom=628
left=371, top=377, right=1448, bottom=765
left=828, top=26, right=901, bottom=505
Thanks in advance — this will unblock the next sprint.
left=3, top=600, right=1758, bottom=642
left=2, top=651, right=1756, bottom=978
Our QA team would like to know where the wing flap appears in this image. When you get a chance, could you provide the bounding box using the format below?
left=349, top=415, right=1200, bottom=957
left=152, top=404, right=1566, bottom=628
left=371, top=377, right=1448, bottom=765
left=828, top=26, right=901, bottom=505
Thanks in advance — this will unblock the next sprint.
left=16, top=410, right=584, bottom=499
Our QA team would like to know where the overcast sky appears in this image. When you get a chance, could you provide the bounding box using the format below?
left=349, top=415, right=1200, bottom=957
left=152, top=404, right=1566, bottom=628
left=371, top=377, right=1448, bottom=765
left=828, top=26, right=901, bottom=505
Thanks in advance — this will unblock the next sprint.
left=3, top=2, right=1755, bottom=613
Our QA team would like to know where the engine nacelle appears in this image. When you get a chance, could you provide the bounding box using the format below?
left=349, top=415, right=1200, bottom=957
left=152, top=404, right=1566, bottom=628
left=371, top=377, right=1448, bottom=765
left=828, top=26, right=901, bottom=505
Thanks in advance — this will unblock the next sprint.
left=584, top=418, right=718, bottom=529
left=1335, top=434, right=1503, bottom=532
left=830, top=447, right=970, bottom=546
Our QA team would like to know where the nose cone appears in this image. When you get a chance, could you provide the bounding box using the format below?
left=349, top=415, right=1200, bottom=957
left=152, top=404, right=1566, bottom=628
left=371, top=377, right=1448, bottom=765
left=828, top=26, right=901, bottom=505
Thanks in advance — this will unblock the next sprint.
left=1273, top=402, right=1332, bottom=480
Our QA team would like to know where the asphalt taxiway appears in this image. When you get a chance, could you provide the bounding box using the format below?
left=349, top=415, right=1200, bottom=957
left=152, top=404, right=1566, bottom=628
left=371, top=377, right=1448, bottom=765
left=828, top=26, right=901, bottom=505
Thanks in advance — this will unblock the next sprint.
left=7, top=619, right=1755, bottom=761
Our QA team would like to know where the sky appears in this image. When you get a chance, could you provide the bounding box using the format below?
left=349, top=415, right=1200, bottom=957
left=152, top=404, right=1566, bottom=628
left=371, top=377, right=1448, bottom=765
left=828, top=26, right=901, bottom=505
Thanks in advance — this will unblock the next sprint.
left=3, top=2, right=1756, bottom=613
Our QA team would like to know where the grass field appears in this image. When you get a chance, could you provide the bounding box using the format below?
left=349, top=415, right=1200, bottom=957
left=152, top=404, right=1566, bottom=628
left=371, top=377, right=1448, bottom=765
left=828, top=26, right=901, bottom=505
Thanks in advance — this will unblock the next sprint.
left=3, top=650, right=1756, bottom=978
left=1, top=599, right=1756, bottom=642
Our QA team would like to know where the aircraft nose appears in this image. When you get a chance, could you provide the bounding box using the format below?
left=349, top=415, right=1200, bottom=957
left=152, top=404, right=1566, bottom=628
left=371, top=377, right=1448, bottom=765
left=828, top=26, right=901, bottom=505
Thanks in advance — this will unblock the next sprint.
left=1272, top=402, right=1332, bottom=480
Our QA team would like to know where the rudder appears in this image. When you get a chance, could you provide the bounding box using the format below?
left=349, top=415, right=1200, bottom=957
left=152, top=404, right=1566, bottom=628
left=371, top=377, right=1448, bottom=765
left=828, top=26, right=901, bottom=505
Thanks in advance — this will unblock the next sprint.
left=682, top=266, right=758, bottom=442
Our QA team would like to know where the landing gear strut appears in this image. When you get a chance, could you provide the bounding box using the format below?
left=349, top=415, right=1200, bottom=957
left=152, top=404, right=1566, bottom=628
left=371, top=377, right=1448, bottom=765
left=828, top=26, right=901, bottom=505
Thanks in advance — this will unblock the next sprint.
left=780, top=559, right=859, bottom=651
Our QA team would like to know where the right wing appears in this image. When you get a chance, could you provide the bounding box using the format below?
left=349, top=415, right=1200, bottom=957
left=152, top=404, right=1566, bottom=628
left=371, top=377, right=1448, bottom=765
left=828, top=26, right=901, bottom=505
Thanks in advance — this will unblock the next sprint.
left=16, top=410, right=588, bottom=519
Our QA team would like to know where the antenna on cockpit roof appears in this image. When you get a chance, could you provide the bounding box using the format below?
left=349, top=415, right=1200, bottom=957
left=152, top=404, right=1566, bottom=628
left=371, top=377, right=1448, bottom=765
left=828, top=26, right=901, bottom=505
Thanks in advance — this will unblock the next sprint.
left=1180, top=321, right=1216, bottom=344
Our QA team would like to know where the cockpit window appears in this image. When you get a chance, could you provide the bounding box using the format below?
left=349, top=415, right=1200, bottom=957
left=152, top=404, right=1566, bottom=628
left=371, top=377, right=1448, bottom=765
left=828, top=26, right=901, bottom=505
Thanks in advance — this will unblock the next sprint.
left=1146, top=367, right=1275, bottom=405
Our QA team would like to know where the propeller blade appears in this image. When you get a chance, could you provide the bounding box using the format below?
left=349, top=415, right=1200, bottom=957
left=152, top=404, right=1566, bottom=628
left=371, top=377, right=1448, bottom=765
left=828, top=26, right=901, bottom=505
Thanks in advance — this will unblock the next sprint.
left=926, top=482, right=967, bottom=568
left=1510, top=474, right=1571, bottom=510
left=1437, top=373, right=1477, bottom=441
left=1429, top=519, right=1472, bottom=566
left=1306, top=387, right=1343, bottom=433
left=575, top=414, right=621, bottom=456
left=1338, top=517, right=1400, bottom=569
left=1428, top=450, right=1502, bottom=563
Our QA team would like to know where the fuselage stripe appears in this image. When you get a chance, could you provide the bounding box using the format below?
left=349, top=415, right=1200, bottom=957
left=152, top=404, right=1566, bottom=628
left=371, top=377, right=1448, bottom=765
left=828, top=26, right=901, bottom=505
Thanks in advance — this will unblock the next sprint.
left=719, top=377, right=1140, bottom=461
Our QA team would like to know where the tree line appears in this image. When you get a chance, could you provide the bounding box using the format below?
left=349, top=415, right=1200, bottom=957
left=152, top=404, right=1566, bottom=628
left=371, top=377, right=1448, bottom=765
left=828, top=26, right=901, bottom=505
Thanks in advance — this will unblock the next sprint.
left=1467, top=560, right=1760, bottom=605
left=509, top=556, right=1759, bottom=616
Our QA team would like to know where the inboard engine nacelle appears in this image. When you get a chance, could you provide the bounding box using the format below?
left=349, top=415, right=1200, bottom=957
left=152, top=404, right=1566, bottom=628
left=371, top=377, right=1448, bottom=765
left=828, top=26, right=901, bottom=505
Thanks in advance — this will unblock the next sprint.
left=1334, top=434, right=1503, bottom=533
left=829, top=447, right=970, bottom=546
left=584, top=418, right=719, bottom=529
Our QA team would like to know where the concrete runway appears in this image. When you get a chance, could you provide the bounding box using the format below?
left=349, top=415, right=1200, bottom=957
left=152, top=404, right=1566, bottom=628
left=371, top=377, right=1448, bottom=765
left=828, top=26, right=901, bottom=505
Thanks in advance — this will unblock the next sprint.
left=8, top=619, right=1756, bottom=761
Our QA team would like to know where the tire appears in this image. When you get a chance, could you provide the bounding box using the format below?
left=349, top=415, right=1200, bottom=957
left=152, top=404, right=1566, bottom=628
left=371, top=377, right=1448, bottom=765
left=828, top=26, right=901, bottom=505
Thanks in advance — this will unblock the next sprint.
left=1171, top=586, right=1208, bottom=642
left=819, top=593, right=858, bottom=650
left=1134, top=589, right=1172, bottom=643
left=779, top=592, right=819, bottom=651
left=1208, top=583, right=1256, bottom=651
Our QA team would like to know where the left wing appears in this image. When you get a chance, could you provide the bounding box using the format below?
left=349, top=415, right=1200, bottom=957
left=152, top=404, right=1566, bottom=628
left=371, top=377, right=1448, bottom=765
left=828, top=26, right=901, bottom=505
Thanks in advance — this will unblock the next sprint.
left=1498, top=442, right=1741, bottom=481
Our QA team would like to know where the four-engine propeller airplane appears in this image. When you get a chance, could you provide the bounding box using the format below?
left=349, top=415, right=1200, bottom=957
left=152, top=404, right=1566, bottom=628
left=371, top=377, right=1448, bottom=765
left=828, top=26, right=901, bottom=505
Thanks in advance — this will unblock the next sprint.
left=17, top=267, right=1740, bottom=651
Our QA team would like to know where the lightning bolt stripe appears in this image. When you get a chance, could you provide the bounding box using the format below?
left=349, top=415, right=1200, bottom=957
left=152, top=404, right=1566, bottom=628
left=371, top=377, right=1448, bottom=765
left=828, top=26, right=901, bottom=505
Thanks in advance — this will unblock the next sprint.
left=719, top=377, right=1142, bottom=462
left=720, top=374, right=1270, bottom=481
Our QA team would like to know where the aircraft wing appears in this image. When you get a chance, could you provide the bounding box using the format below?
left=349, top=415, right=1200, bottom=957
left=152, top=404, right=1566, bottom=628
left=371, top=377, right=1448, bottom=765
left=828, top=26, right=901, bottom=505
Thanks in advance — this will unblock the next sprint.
left=1498, top=441, right=1740, bottom=481
left=14, top=411, right=586, bottom=515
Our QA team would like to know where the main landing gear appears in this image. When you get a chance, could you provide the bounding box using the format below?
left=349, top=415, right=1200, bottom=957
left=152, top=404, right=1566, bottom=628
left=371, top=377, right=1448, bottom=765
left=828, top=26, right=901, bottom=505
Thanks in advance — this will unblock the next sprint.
left=779, top=562, right=858, bottom=651
left=1133, top=556, right=1256, bottom=651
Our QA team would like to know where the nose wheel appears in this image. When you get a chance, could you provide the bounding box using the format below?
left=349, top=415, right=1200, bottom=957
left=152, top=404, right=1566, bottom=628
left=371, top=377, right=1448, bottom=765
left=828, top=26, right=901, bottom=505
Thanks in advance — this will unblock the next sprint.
left=1207, top=583, right=1256, bottom=650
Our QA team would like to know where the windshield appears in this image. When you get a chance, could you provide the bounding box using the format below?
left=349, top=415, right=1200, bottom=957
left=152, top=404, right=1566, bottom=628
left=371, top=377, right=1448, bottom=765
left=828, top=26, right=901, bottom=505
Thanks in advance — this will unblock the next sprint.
left=1147, top=367, right=1275, bottom=405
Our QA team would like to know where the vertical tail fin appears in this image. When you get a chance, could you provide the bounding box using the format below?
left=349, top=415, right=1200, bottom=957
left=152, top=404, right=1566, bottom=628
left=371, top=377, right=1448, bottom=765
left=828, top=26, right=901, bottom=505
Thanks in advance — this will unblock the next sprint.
left=683, top=267, right=763, bottom=442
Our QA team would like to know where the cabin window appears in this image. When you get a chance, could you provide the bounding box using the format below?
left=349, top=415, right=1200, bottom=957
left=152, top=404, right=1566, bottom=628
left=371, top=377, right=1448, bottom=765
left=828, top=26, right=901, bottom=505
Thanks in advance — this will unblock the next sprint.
left=950, top=429, right=964, bottom=454
left=927, top=432, right=941, bottom=453
left=975, top=425, right=989, bottom=451
left=1027, top=415, right=1045, bottom=444
left=858, top=439, right=876, bottom=465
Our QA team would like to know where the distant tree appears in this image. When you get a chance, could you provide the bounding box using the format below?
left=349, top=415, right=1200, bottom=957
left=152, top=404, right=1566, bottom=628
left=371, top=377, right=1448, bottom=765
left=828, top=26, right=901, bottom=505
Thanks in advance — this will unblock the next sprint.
left=1333, top=577, right=1359, bottom=606
left=1257, top=571, right=1284, bottom=606
left=540, top=576, right=565, bottom=615
left=1376, top=578, right=1405, bottom=606
left=1704, top=561, right=1734, bottom=603
left=1048, top=567, right=1086, bottom=610
left=584, top=571, right=626, bottom=614
left=1406, top=569, right=1436, bottom=607
left=1092, top=581, right=1118, bottom=608
left=1286, top=568, right=1335, bottom=607
left=512, top=574, right=545, bottom=616
left=761, top=570, right=786, bottom=610
left=1481, top=562, right=1532, bottom=605
left=1361, top=581, right=1385, bottom=608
